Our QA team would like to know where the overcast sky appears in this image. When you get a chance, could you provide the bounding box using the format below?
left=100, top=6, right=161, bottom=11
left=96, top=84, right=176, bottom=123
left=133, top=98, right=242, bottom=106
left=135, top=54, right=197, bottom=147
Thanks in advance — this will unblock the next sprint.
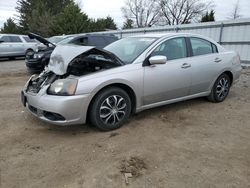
left=0, top=0, right=250, bottom=28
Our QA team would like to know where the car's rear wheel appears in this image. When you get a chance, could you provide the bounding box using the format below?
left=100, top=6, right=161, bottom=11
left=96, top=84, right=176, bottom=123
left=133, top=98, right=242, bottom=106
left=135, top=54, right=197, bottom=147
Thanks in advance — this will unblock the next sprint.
left=207, top=73, right=231, bottom=102
left=89, top=87, right=131, bottom=131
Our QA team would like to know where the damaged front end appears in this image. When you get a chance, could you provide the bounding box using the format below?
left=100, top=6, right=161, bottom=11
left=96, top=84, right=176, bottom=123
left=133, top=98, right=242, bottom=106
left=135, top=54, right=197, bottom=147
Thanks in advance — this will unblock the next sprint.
left=26, top=71, right=59, bottom=94
left=22, top=45, right=125, bottom=124
left=25, top=45, right=124, bottom=95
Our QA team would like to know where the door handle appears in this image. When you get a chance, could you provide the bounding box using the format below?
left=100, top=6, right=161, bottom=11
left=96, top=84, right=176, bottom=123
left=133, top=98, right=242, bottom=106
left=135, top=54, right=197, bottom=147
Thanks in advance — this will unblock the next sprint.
left=214, top=58, right=222, bottom=63
left=181, top=63, right=191, bottom=69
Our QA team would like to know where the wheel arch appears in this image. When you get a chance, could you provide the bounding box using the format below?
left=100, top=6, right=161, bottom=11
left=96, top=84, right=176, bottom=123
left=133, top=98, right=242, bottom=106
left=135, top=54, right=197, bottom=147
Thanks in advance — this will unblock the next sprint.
left=209, top=69, right=234, bottom=92
left=223, top=70, right=233, bottom=84
left=25, top=48, right=34, bottom=56
left=86, top=82, right=137, bottom=123
left=26, top=48, right=34, bottom=52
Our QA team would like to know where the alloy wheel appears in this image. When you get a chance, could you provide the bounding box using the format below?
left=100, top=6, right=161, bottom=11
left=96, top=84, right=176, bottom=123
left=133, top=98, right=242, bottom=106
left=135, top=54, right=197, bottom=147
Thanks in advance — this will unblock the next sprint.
left=216, top=77, right=230, bottom=100
left=99, top=95, right=127, bottom=125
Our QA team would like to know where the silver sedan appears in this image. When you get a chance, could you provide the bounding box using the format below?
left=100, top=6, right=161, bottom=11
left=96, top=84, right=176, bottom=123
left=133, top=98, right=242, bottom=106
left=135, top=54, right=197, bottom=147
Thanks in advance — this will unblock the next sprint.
left=21, top=33, right=242, bottom=131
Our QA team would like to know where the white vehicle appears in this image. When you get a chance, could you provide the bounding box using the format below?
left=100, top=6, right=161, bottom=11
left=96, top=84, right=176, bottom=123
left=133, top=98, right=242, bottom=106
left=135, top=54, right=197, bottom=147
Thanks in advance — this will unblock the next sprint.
left=0, top=34, right=39, bottom=59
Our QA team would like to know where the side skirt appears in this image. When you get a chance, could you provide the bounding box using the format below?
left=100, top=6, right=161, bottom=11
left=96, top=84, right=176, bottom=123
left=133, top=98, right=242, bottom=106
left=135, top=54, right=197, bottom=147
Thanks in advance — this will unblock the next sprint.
left=136, top=91, right=210, bottom=112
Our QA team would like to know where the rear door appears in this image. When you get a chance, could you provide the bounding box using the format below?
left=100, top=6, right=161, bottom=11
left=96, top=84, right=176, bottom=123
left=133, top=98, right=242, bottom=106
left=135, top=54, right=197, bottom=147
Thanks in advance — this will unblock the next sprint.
left=188, top=37, right=220, bottom=94
left=9, top=36, right=25, bottom=56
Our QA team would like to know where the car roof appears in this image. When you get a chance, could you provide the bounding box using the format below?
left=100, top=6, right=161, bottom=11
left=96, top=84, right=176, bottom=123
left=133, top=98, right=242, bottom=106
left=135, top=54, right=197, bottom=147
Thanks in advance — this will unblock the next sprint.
left=128, top=32, right=218, bottom=44
left=129, top=32, right=210, bottom=39
left=68, top=33, right=117, bottom=38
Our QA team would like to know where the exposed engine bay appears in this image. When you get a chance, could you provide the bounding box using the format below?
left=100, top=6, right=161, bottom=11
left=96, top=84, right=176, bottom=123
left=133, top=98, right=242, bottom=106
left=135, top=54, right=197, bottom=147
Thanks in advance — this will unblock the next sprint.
left=67, top=48, right=123, bottom=76
left=26, top=45, right=124, bottom=94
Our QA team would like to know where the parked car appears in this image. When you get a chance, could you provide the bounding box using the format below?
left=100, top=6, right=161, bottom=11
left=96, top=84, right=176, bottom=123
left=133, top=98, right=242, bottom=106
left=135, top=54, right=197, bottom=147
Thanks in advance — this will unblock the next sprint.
left=25, top=33, right=118, bottom=73
left=21, top=33, right=242, bottom=131
left=0, top=34, right=39, bottom=59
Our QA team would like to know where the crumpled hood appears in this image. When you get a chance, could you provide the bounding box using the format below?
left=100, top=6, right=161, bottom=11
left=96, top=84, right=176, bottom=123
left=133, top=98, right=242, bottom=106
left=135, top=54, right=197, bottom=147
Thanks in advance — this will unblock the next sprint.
left=48, top=45, right=94, bottom=75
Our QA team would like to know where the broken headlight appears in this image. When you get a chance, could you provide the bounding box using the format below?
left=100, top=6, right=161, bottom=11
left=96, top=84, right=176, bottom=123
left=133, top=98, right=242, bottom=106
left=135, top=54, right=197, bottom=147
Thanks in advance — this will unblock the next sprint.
left=48, top=79, right=78, bottom=96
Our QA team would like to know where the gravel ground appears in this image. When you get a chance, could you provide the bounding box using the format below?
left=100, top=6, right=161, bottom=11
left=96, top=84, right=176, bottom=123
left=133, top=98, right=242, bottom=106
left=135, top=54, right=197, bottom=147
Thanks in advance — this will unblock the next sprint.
left=0, top=60, right=249, bottom=188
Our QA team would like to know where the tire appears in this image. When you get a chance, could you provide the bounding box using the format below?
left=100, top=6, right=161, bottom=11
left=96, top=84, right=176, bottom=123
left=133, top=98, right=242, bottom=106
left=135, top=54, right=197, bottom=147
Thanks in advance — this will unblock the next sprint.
left=89, top=87, right=131, bottom=131
left=25, top=49, right=34, bottom=59
left=207, top=73, right=231, bottom=103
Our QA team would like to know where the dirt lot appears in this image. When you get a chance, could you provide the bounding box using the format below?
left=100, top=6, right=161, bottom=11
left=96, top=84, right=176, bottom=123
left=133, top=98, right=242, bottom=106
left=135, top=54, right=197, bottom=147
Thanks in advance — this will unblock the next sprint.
left=0, top=60, right=250, bottom=188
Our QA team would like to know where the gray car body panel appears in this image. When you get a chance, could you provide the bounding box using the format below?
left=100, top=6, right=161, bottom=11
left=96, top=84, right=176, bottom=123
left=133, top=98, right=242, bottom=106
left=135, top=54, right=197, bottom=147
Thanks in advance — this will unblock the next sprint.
left=22, top=33, right=242, bottom=125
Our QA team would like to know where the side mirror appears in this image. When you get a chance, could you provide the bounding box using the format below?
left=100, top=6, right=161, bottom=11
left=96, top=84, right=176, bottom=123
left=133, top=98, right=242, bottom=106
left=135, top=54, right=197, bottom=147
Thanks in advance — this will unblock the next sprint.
left=0, top=40, right=4, bottom=43
left=149, top=55, right=167, bottom=65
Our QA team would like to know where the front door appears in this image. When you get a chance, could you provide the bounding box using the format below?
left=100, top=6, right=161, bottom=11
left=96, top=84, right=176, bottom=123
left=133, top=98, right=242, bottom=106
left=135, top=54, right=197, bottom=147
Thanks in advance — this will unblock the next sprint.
left=143, top=37, right=192, bottom=105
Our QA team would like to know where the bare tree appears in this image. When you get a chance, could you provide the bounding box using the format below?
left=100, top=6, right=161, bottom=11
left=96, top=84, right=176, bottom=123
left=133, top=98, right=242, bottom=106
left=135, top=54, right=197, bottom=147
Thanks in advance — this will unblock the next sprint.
left=121, top=0, right=160, bottom=28
left=228, top=0, right=242, bottom=19
left=159, top=0, right=213, bottom=25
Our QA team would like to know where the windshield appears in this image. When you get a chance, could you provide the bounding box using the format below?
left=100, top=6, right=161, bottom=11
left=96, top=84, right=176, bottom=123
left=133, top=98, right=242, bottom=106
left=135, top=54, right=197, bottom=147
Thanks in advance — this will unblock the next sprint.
left=104, top=37, right=157, bottom=64
left=57, top=36, right=74, bottom=45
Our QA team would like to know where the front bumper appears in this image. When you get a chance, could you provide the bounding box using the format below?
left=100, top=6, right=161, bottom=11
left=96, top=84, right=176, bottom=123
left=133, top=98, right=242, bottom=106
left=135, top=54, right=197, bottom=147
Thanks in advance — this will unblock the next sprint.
left=26, top=58, right=44, bottom=72
left=22, top=86, right=90, bottom=126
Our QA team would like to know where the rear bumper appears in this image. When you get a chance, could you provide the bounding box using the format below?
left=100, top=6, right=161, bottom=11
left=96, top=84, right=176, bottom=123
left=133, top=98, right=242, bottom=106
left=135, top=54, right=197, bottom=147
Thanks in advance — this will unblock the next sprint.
left=22, top=86, right=90, bottom=126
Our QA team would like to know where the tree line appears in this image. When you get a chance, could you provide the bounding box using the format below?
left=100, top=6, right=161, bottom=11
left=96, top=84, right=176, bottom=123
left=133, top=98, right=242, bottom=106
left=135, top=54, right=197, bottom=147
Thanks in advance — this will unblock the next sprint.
left=1, top=0, right=117, bottom=37
left=1, top=0, right=242, bottom=36
left=122, top=0, right=242, bottom=29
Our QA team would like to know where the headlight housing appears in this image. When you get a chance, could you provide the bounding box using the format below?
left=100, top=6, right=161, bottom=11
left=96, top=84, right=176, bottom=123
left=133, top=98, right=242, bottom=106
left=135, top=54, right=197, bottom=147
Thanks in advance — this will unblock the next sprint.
left=33, top=52, right=44, bottom=59
left=48, top=79, right=78, bottom=96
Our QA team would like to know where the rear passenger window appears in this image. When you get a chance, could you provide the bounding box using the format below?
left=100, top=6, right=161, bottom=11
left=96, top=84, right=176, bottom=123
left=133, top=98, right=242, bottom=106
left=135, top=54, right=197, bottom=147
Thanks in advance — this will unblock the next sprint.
left=1, top=36, right=11, bottom=42
left=151, top=37, right=187, bottom=60
left=9, top=36, right=22, bottom=42
left=190, top=38, right=213, bottom=56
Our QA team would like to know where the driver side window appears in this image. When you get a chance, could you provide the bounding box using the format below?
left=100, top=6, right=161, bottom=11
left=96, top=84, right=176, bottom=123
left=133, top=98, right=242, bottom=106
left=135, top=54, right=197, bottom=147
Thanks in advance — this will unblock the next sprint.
left=151, top=37, right=187, bottom=61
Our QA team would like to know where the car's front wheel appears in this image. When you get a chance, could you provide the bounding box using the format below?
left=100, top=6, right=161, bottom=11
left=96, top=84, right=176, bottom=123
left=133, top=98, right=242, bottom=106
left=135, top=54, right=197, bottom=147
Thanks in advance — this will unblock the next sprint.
left=89, top=87, right=131, bottom=131
left=25, top=49, right=34, bottom=59
left=208, top=73, right=231, bottom=102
